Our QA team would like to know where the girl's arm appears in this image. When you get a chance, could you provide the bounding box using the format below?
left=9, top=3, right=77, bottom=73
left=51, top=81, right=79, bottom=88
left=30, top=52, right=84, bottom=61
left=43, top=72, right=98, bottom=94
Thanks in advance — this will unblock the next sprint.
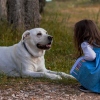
left=81, top=42, right=96, bottom=61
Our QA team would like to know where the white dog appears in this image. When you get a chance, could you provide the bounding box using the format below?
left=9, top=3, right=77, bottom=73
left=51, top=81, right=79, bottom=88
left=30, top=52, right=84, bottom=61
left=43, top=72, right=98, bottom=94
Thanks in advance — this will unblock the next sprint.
left=0, top=28, right=73, bottom=79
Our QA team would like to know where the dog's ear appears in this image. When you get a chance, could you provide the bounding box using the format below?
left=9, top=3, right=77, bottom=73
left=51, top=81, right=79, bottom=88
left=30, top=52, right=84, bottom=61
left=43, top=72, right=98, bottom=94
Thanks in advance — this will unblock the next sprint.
left=22, top=30, right=30, bottom=42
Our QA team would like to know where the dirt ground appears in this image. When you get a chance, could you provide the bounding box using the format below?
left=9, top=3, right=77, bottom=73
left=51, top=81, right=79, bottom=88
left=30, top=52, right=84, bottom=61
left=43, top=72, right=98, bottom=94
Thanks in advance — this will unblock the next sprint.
left=0, top=82, right=100, bottom=100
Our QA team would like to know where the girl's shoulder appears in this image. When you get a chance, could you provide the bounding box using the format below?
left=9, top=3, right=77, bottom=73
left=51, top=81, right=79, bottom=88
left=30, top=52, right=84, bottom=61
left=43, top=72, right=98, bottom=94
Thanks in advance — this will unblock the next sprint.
left=81, top=41, right=89, bottom=46
left=81, top=41, right=92, bottom=49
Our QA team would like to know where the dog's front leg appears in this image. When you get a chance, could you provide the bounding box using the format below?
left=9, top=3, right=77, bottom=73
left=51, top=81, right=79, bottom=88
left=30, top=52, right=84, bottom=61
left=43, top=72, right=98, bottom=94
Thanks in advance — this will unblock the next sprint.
left=21, top=71, right=62, bottom=80
left=45, top=69, right=74, bottom=79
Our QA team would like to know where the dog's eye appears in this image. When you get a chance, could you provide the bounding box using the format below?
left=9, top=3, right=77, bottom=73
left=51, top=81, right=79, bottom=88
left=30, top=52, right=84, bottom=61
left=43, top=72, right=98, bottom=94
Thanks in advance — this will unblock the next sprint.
left=37, top=33, right=42, bottom=36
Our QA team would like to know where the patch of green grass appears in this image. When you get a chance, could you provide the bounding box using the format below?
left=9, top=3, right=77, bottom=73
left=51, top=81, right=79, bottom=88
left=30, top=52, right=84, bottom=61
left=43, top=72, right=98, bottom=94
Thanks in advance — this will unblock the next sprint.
left=0, top=21, right=23, bottom=46
left=40, top=14, right=75, bottom=72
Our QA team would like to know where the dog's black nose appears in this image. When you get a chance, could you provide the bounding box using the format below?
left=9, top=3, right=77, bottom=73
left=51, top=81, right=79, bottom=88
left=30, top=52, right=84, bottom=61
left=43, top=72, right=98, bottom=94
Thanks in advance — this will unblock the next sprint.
left=48, top=36, right=53, bottom=41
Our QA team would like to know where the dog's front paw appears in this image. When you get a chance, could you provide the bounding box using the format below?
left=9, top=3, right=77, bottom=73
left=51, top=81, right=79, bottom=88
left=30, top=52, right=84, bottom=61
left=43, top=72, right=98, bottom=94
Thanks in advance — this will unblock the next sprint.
left=59, top=72, right=75, bottom=79
left=54, top=75, right=62, bottom=80
left=49, top=74, right=62, bottom=80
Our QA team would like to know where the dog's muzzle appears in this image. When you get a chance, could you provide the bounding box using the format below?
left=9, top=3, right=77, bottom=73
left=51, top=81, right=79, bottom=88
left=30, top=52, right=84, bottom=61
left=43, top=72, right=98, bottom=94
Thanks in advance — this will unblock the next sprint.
left=37, top=35, right=53, bottom=50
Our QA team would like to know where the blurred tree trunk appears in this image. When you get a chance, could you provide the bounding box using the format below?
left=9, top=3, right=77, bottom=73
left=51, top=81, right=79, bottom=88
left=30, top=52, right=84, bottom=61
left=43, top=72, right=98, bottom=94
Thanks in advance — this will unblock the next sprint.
left=7, top=0, right=23, bottom=28
left=0, top=0, right=7, bottom=20
left=7, top=0, right=41, bottom=30
left=24, top=0, right=41, bottom=29
left=39, top=0, right=46, bottom=13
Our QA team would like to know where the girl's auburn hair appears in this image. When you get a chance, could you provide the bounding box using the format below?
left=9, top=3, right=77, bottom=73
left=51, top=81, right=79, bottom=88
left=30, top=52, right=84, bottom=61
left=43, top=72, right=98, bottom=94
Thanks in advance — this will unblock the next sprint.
left=74, top=19, right=100, bottom=57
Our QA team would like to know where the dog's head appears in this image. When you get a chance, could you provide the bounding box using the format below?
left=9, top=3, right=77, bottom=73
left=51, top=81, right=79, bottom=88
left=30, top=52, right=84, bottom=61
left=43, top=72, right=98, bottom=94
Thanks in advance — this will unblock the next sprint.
left=35, top=28, right=53, bottom=50
left=21, top=28, right=53, bottom=57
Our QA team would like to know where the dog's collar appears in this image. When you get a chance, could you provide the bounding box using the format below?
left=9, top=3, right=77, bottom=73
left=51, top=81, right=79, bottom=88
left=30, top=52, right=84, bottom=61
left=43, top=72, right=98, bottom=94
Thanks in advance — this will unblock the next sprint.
left=23, top=41, right=33, bottom=56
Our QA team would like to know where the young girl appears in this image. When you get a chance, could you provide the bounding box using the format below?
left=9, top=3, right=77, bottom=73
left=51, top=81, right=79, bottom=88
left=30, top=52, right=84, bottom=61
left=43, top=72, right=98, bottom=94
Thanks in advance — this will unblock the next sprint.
left=70, top=19, right=100, bottom=93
